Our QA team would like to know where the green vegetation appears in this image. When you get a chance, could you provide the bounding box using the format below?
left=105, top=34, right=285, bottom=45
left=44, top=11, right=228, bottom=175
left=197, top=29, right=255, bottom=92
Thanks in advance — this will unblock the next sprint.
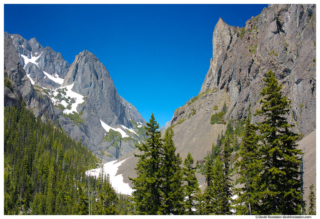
left=186, top=89, right=212, bottom=107
left=62, top=112, right=85, bottom=127
left=55, top=104, right=66, bottom=111
left=313, top=58, right=316, bottom=62
left=177, top=118, right=185, bottom=125
left=253, top=70, right=303, bottom=214
left=269, top=50, right=278, bottom=57
left=188, top=108, right=196, bottom=118
left=238, top=27, right=246, bottom=40
left=308, top=184, right=316, bottom=215
left=5, top=78, right=13, bottom=92
left=100, top=150, right=105, bottom=156
left=210, top=102, right=227, bottom=125
left=103, top=129, right=121, bottom=142
left=249, top=44, right=257, bottom=54
left=4, top=103, right=117, bottom=215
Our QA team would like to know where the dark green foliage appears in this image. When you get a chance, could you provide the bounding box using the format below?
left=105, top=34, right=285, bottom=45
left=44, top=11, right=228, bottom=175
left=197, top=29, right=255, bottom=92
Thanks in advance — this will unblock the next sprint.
left=203, top=158, right=215, bottom=214
left=308, top=184, right=316, bottom=215
left=130, top=113, right=163, bottom=214
left=161, top=128, right=184, bottom=215
left=94, top=176, right=119, bottom=215
left=183, top=153, right=199, bottom=215
left=4, top=104, right=129, bottom=215
left=5, top=77, right=14, bottom=92
left=210, top=111, right=226, bottom=124
left=234, top=109, right=262, bottom=215
left=221, top=141, right=232, bottom=214
left=211, top=102, right=227, bottom=125
left=74, top=185, right=89, bottom=215
left=254, top=70, right=303, bottom=215
left=62, top=111, right=85, bottom=127
left=4, top=104, right=99, bottom=215
left=103, top=129, right=121, bottom=142
left=188, top=108, right=196, bottom=118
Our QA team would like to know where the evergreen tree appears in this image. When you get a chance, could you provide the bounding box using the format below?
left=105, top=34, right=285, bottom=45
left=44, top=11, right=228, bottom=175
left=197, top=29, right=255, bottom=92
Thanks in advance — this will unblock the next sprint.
left=130, top=114, right=163, bottom=215
left=308, top=184, right=316, bottom=215
left=74, top=184, right=89, bottom=215
left=203, top=157, right=216, bottom=215
left=94, top=175, right=118, bottom=215
left=221, top=141, right=232, bottom=214
left=234, top=108, right=262, bottom=215
left=183, top=152, right=200, bottom=215
left=196, top=189, right=204, bottom=215
left=160, top=127, right=184, bottom=215
left=254, top=70, right=303, bottom=214
left=211, top=156, right=224, bottom=214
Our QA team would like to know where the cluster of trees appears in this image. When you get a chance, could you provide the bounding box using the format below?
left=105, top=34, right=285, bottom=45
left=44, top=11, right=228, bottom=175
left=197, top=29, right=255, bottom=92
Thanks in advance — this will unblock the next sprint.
left=130, top=70, right=315, bottom=215
left=4, top=102, right=130, bottom=215
left=4, top=70, right=315, bottom=215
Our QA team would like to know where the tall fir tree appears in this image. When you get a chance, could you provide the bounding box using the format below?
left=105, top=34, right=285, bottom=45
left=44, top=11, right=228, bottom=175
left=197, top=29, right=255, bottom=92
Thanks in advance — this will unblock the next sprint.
left=221, top=141, right=232, bottom=214
left=130, top=113, right=163, bottom=215
left=183, top=152, right=200, bottom=215
left=254, top=70, right=303, bottom=214
left=203, top=158, right=215, bottom=214
left=308, top=184, right=316, bottom=215
left=160, top=127, right=184, bottom=215
left=74, top=184, right=89, bottom=215
left=211, top=156, right=225, bottom=214
left=234, top=108, right=262, bottom=215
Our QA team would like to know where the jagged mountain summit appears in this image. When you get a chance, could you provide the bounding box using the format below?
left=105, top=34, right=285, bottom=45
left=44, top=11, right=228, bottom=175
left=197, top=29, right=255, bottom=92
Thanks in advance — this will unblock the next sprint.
left=4, top=33, right=146, bottom=162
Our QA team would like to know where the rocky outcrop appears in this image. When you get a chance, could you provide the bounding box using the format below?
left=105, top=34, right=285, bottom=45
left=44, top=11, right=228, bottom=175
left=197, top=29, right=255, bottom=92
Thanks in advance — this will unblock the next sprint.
left=4, top=33, right=146, bottom=162
left=5, top=32, right=70, bottom=88
left=62, top=50, right=131, bottom=127
left=198, top=4, right=316, bottom=135
left=4, top=38, right=57, bottom=123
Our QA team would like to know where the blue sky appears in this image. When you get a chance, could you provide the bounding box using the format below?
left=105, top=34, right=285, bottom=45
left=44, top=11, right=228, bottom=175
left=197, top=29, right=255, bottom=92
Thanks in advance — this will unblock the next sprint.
left=4, top=4, right=267, bottom=127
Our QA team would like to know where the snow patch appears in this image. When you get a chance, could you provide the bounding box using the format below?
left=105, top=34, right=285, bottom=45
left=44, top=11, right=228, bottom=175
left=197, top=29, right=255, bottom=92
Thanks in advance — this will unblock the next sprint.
left=49, top=83, right=85, bottom=114
left=121, top=125, right=138, bottom=135
left=100, top=120, right=129, bottom=138
left=21, top=52, right=42, bottom=68
left=62, top=84, right=84, bottom=114
left=26, top=74, right=35, bottom=85
left=43, top=71, right=64, bottom=84
left=86, top=159, right=134, bottom=196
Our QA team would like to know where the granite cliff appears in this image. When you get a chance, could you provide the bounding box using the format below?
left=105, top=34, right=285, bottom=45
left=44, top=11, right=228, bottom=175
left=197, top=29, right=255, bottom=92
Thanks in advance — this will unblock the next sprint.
left=4, top=33, right=146, bottom=162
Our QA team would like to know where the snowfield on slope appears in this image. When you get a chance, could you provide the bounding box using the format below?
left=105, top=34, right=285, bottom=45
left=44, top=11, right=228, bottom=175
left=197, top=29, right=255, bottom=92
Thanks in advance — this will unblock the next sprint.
left=21, top=53, right=42, bottom=85
left=100, top=120, right=129, bottom=138
left=43, top=71, right=64, bottom=84
left=86, top=159, right=134, bottom=196
left=49, top=83, right=85, bottom=114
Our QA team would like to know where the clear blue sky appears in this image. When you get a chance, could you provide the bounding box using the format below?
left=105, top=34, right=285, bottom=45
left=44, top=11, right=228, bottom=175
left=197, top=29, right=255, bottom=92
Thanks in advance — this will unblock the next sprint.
left=4, top=4, right=267, bottom=127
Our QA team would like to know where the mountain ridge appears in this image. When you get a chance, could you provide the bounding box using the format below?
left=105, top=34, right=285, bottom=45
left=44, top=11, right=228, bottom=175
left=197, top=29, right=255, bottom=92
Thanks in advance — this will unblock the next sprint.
left=4, top=33, right=146, bottom=162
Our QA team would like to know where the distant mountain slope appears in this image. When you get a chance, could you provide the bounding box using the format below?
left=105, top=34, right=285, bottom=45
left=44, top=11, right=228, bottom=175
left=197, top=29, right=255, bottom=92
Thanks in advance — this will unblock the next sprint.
left=4, top=33, right=146, bottom=162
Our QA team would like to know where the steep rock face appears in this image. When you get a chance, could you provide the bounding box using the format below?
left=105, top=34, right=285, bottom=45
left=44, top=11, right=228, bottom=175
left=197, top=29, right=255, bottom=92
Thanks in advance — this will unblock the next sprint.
left=62, top=50, right=130, bottom=127
left=4, top=38, right=57, bottom=123
left=4, top=34, right=146, bottom=162
left=198, top=4, right=316, bottom=135
left=5, top=32, right=70, bottom=88
left=120, top=96, right=145, bottom=125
